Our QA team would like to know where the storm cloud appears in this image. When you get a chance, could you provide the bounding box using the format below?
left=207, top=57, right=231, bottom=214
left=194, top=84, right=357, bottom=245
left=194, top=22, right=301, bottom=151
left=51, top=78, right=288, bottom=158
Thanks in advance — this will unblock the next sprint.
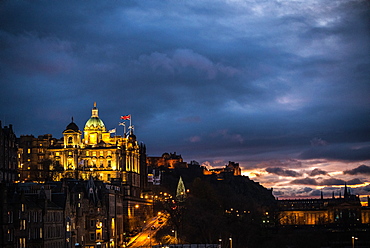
left=265, top=167, right=301, bottom=177
left=344, top=165, right=370, bottom=175
left=1, top=0, right=369, bottom=198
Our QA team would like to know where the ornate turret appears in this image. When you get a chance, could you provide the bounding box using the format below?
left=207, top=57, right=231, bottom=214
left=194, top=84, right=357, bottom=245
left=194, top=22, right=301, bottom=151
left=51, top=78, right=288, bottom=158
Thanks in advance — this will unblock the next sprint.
left=63, top=117, right=82, bottom=148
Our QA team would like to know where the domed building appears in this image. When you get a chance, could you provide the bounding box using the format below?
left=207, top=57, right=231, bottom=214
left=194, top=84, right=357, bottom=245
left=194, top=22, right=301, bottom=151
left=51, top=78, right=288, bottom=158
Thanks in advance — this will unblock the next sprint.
left=83, top=102, right=110, bottom=145
left=17, top=102, right=151, bottom=248
left=45, top=102, right=146, bottom=184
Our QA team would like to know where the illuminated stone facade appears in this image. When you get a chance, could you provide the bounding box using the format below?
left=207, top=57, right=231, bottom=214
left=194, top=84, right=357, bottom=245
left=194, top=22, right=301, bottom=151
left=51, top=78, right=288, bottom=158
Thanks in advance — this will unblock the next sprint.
left=19, top=103, right=145, bottom=188
left=278, top=186, right=370, bottom=226
left=16, top=103, right=152, bottom=247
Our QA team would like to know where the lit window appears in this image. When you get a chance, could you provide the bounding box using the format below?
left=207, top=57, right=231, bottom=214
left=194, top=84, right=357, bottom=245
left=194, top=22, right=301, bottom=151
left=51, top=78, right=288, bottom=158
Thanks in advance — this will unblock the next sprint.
left=19, top=237, right=26, bottom=248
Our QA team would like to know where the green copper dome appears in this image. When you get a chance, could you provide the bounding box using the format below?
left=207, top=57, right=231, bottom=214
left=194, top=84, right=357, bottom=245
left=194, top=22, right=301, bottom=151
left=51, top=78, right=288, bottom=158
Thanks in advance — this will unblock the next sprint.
left=85, top=117, right=105, bottom=129
left=84, top=102, right=106, bottom=130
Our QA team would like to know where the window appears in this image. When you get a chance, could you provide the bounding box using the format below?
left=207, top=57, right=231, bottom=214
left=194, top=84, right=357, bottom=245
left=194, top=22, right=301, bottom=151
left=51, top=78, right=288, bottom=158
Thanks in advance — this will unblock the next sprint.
left=19, top=237, right=26, bottom=248
left=27, top=149, right=31, bottom=154
left=90, top=233, right=95, bottom=241
left=7, top=211, right=13, bottom=223
left=20, top=219, right=26, bottom=230
left=68, top=137, right=73, bottom=144
left=7, top=229, right=12, bottom=241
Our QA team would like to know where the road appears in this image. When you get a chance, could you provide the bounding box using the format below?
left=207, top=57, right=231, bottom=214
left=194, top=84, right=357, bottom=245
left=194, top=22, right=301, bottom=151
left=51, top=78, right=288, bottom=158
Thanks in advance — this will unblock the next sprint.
left=127, top=214, right=168, bottom=247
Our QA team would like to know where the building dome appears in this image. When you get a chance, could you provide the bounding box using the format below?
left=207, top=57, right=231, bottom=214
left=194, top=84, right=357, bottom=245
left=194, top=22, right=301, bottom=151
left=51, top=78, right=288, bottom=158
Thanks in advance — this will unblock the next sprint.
left=63, top=117, right=80, bottom=133
left=65, top=120, right=80, bottom=132
left=85, top=117, right=106, bottom=129
left=84, top=102, right=106, bottom=131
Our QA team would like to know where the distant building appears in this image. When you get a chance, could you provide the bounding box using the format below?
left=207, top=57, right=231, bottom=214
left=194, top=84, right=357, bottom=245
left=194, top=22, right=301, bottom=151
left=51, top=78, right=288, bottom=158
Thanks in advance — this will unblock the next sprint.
left=147, top=152, right=187, bottom=185
left=0, top=121, right=18, bottom=182
left=147, top=152, right=187, bottom=170
left=277, top=185, right=370, bottom=226
left=203, top=161, right=242, bottom=179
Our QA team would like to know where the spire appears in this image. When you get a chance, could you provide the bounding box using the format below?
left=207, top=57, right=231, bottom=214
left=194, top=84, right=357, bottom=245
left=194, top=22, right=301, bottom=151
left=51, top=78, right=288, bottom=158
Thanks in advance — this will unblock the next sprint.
left=344, top=183, right=348, bottom=199
left=91, top=102, right=99, bottom=117
left=320, top=191, right=323, bottom=199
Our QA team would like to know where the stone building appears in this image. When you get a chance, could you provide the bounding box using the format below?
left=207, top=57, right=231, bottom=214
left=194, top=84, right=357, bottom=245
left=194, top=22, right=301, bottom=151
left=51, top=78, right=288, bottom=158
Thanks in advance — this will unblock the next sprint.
left=0, top=183, right=65, bottom=248
left=278, top=185, right=370, bottom=226
left=0, top=121, right=18, bottom=183
left=203, top=161, right=242, bottom=178
left=15, top=103, right=152, bottom=247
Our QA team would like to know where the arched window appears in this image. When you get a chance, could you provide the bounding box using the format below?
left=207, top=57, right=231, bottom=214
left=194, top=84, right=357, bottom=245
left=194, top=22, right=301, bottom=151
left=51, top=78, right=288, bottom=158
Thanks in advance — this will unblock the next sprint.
left=68, top=137, right=73, bottom=144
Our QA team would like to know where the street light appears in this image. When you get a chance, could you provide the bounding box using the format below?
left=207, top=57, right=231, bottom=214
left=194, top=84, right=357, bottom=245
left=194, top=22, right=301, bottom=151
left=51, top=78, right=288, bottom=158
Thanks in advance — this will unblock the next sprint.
left=147, top=235, right=152, bottom=247
left=352, top=236, right=358, bottom=248
left=229, top=237, right=232, bottom=248
left=172, top=229, right=177, bottom=244
left=218, top=238, right=222, bottom=248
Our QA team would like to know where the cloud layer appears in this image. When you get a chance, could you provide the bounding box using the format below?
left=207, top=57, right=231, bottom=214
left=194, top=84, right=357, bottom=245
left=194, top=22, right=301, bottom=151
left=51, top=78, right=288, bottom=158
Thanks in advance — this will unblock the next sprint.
left=1, top=0, right=369, bottom=199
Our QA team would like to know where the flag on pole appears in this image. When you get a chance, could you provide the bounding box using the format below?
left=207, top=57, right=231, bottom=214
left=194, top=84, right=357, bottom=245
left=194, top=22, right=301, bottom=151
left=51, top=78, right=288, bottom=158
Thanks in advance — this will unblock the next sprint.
left=109, top=128, right=116, bottom=133
left=120, top=115, right=131, bottom=120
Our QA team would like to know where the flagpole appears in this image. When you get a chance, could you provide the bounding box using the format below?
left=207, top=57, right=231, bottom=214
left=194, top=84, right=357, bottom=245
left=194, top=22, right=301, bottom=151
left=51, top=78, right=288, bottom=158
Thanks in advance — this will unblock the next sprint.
left=119, top=122, right=126, bottom=138
left=130, top=114, right=132, bottom=133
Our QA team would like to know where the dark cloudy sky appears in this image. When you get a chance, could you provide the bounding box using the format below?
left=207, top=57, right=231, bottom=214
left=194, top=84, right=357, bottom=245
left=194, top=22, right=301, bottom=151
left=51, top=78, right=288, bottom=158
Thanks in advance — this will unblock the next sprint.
left=1, top=0, right=370, bottom=200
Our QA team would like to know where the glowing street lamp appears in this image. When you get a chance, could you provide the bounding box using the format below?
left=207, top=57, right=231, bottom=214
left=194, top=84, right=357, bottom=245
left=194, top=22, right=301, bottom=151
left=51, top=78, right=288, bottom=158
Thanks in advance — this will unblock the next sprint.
left=229, top=237, right=232, bottom=248
left=147, top=235, right=152, bottom=247
left=352, top=236, right=358, bottom=248
left=172, top=229, right=178, bottom=244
